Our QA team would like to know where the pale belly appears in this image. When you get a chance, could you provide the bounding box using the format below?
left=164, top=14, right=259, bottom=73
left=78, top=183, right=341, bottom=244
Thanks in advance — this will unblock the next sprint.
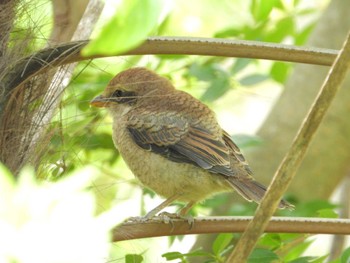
left=113, top=125, right=231, bottom=202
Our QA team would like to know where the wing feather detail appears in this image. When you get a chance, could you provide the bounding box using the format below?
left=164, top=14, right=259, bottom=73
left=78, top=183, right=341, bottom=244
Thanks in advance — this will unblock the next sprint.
left=126, top=113, right=248, bottom=177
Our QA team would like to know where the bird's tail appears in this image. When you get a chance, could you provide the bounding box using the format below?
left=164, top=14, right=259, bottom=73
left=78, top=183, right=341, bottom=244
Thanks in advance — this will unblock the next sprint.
left=226, top=177, right=294, bottom=210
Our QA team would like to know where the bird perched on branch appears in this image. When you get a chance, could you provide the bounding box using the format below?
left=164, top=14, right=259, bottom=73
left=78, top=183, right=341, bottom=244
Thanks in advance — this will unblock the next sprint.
left=91, top=67, right=293, bottom=219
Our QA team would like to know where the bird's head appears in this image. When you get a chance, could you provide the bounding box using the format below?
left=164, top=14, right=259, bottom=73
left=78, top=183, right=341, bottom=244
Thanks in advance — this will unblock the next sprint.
left=90, top=67, right=174, bottom=109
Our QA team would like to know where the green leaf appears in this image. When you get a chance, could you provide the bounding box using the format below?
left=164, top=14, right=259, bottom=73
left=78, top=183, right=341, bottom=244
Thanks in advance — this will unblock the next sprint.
left=189, top=62, right=232, bottom=102
left=341, top=246, right=350, bottom=263
left=267, top=17, right=295, bottom=42
left=231, top=58, right=251, bottom=75
left=212, top=233, right=233, bottom=256
left=231, top=134, right=263, bottom=149
left=312, top=255, right=330, bottom=263
left=214, top=27, right=242, bottom=38
left=258, top=233, right=282, bottom=250
left=239, top=74, right=268, bottom=86
left=162, top=251, right=184, bottom=260
left=219, top=245, right=234, bottom=258
left=288, top=256, right=319, bottom=263
left=248, top=248, right=279, bottom=263
left=317, top=208, right=338, bottom=218
left=288, top=255, right=328, bottom=263
left=251, top=0, right=279, bottom=21
left=293, top=0, right=301, bottom=7
left=189, top=62, right=216, bottom=81
left=156, top=54, right=188, bottom=60
left=125, top=254, right=144, bottom=263
left=82, top=0, right=164, bottom=56
left=201, top=77, right=231, bottom=102
left=274, top=0, right=285, bottom=10
left=284, top=240, right=313, bottom=262
left=183, top=249, right=210, bottom=258
left=271, top=62, right=290, bottom=83
left=293, top=200, right=338, bottom=217
left=162, top=249, right=210, bottom=261
left=82, top=133, right=115, bottom=150
left=295, top=23, right=315, bottom=45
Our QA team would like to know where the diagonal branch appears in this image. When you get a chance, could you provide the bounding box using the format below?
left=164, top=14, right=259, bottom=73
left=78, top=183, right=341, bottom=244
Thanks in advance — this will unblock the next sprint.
left=226, top=31, right=350, bottom=263
left=112, top=216, right=350, bottom=242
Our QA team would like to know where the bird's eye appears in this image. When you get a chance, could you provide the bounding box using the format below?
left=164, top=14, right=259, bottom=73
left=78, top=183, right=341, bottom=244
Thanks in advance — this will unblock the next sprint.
left=112, top=90, right=123, bottom=97
left=110, top=89, right=137, bottom=104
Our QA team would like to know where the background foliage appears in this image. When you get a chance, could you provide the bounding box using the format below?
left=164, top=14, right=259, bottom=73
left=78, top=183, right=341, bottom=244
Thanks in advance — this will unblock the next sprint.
left=2, top=0, right=350, bottom=262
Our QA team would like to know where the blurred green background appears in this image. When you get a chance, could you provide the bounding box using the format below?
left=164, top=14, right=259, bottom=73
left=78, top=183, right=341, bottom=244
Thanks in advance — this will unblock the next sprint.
left=5, top=0, right=350, bottom=262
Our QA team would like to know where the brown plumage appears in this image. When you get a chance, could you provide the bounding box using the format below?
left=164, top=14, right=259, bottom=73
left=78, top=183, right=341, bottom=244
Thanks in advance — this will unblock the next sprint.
left=91, top=67, right=293, bottom=218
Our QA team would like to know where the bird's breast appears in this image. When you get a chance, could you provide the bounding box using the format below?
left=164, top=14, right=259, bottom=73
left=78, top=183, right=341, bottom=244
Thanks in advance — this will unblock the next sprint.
left=111, top=121, right=230, bottom=202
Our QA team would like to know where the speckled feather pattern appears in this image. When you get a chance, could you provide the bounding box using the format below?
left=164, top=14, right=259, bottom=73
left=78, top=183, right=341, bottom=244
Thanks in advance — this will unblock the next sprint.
left=112, top=121, right=230, bottom=201
left=95, top=67, right=292, bottom=209
left=108, top=85, right=234, bottom=202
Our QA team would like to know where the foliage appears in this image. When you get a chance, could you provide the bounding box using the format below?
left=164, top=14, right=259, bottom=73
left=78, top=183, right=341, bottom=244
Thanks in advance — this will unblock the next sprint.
left=158, top=198, right=343, bottom=262
left=161, top=230, right=350, bottom=263
left=46, top=0, right=337, bottom=261
left=82, top=0, right=165, bottom=56
left=4, top=0, right=347, bottom=262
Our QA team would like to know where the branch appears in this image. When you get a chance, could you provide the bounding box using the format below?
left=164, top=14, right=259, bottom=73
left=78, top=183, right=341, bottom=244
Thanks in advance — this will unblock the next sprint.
left=50, top=0, right=89, bottom=43
left=112, top=216, right=350, bottom=242
left=227, top=31, right=350, bottom=262
left=0, top=37, right=338, bottom=115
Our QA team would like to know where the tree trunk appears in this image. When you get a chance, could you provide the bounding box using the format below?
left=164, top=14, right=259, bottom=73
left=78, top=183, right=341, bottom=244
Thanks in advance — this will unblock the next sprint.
left=0, top=0, right=103, bottom=175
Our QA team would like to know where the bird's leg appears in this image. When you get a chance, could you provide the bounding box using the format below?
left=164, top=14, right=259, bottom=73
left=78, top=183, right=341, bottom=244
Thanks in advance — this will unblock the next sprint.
left=126, top=194, right=182, bottom=223
left=179, top=201, right=196, bottom=216
left=143, top=193, right=182, bottom=220
left=178, top=201, right=196, bottom=227
left=157, top=201, right=196, bottom=227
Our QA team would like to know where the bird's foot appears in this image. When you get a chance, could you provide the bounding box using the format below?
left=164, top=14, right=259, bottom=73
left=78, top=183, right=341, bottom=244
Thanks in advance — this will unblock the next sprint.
left=125, top=213, right=194, bottom=229
left=124, top=213, right=179, bottom=224
left=125, top=216, right=152, bottom=223
left=156, top=212, right=194, bottom=228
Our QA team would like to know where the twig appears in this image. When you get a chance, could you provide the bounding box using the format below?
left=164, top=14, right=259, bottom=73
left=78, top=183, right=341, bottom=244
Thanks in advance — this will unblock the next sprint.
left=0, top=37, right=338, bottom=115
left=226, top=31, right=350, bottom=263
left=112, top=216, right=350, bottom=242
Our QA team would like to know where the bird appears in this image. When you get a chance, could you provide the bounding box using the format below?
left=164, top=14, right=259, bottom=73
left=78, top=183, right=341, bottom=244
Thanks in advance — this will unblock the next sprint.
left=90, top=67, right=293, bottom=220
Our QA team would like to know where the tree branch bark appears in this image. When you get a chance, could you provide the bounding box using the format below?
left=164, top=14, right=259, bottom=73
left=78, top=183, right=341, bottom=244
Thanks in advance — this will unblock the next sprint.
left=112, top=216, right=350, bottom=242
left=0, top=37, right=338, bottom=116
left=0, top=0, right=103, bottom=174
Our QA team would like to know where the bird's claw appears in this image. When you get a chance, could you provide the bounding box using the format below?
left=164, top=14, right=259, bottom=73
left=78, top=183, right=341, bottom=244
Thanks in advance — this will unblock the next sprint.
left=125, top=213, right=194, bottom=229
left=124, top=214, right=177, bottom=224
left=157, top=212, right=195, bottom=229
left=125, top=216, right=151, bottom=223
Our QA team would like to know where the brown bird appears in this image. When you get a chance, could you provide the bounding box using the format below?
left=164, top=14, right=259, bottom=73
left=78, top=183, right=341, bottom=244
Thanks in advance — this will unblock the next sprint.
left=90, top=67, right=293, bottom=219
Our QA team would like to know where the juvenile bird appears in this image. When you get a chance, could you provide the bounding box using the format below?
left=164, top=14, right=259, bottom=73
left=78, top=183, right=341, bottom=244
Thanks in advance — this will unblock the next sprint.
left=91, top=67, right=293, bottom=219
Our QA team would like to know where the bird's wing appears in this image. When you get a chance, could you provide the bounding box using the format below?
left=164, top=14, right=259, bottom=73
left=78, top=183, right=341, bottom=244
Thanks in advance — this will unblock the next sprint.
left=126, top=112, right=234, bottom=176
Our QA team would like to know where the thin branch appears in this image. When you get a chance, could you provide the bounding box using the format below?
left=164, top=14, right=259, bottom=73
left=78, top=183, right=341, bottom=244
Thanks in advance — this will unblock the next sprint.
left=226, top=31, right=350, bottom=263
left=112, top=216, right=350, bottom=242
left=104, top=37, right=338, bottom=66
left=0, top=37, right=338, bottom=115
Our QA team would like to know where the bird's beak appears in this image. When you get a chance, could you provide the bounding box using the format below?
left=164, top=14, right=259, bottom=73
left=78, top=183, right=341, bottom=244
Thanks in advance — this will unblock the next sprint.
left=90, top=95, right=111, bottom=108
